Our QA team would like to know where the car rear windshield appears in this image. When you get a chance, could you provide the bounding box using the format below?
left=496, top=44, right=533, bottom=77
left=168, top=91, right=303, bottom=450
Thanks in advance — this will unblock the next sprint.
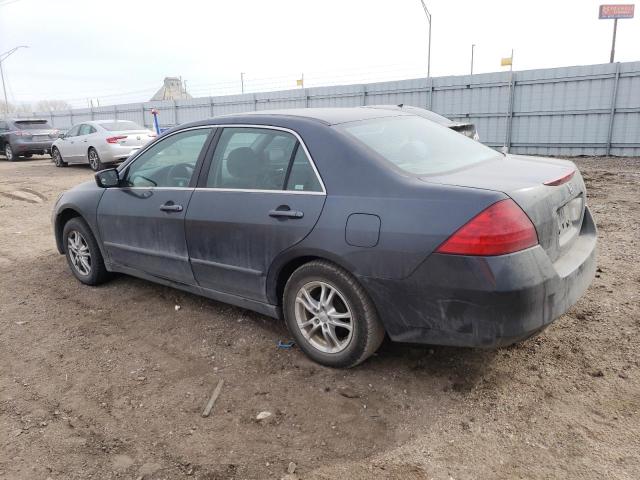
left=336, top=116, right=500, bottom=175
left=14, top=120, right=52, bottom=130
left=100, top=121, right=144, bottom=131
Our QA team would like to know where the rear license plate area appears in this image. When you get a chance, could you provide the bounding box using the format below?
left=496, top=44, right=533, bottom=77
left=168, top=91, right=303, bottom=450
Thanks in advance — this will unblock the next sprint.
left=557, top=195, right=583, bottom=247
left=33, top=135, right=48, bottom=141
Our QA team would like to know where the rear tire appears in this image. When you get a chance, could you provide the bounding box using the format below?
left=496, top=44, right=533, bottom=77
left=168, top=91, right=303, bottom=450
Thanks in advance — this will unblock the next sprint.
left=52, top=147, right=67, bottom=167
left=5, top=144, right=15, bottom=161
left=283, top=260, right=385, bottom=368
left=88, top=147, right=103, bottom=171
left=62, top=217, right=110, bottom=286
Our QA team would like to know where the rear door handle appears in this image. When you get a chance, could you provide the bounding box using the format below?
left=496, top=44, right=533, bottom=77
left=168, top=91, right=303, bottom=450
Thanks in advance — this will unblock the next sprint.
left=269, top=208, right=304, bottom=219
left=160, top=202, right=183, bottom=212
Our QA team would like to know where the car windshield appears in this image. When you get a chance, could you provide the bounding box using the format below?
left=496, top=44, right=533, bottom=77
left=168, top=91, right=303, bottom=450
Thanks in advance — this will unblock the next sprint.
left=14, top=120, right=52, bottom=130
left=100, top=121, right=144, bottom=131
left=337, top=116, right=500, bottom=175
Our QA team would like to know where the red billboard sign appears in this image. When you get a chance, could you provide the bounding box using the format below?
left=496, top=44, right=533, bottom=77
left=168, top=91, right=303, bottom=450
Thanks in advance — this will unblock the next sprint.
left=599, top=4, right=635, bottom=19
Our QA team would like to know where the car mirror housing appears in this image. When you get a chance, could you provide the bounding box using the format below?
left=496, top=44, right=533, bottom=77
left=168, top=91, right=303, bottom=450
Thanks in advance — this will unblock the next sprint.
left=95, top=168, right=120, bottom=188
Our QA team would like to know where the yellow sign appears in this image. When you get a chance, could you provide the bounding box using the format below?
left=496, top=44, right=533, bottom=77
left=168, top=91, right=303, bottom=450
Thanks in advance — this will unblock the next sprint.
left=501, top=57, right=512, bottom=66
left=296, top=78, right=304, bottom=87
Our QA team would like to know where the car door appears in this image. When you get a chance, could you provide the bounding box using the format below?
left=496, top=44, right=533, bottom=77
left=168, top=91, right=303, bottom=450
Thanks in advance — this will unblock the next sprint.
left=97, top=126, right=215, bottom=284
left=76, top=124, right=95, bottom=162
left=185, top=126, right=326, bottom=302
left=60, top=125, right=81, bottom=161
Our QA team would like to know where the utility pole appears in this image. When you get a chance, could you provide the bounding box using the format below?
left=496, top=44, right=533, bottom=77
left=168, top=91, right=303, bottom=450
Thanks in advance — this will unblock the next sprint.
left=0, top=46, right=29, bottom=115
left=419, top=0, right=432, bottom=78
left=470, top=44, right=475, bottom=75
left=240, top=72, right=245, bottom=94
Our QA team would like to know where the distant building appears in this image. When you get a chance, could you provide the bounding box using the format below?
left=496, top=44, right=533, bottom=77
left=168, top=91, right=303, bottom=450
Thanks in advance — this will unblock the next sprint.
left=150, top=77, right=192, bottom=101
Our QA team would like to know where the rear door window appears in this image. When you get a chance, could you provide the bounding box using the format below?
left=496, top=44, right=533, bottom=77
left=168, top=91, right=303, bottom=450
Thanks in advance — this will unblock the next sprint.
left=285, top=147, right=322, bottom=192
left=207, top=127, right=298, bottom=190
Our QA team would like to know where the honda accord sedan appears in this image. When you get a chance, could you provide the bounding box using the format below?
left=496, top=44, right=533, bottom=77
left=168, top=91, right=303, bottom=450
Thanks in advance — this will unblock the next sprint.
left=52, top=107, right=597, bottom=368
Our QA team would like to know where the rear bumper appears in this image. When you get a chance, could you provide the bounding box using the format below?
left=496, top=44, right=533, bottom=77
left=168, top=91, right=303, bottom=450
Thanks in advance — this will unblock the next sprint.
left=362, top=207, right=597, bottom=348
left=97, top=144, right=141, bottom=163
left=12, top=139, right=53, bottom=154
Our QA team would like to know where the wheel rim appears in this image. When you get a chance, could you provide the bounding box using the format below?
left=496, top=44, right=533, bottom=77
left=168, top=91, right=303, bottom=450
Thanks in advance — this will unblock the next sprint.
left=295, top=281, right=353, bottom=354
left=89, top=150, right=98, bottom=169
left=67, top=230, right=91, bottom=276
left=6, top=145, right=12, bottom=160
left=53, top=149, right=60, bottom=165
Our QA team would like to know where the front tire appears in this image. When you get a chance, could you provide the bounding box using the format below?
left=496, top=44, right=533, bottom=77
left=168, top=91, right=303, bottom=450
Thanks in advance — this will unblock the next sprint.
left=62, top=217, right=110, bottom=285
left=88, top=147, right=103, bottom=171
left=52, top=147, right=67, bottom=167
left=283, top=260, right=385, bottom=368
left=5, top=144, right=15, bottom=161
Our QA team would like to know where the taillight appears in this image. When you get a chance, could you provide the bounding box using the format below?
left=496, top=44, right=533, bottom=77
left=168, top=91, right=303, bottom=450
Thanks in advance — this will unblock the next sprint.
left=106, top=135, right=127, bottom=144
left=435, top=199, right=538, bottom=256
left=544, top=170, right=575, bottom=186
left=14, top=130, right=27, bottom=136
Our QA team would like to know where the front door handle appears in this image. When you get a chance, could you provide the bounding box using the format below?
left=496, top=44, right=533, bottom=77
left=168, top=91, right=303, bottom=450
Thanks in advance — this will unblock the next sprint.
left=160, top=202, right=183, bottom=212
left=269, top=206, right=304, bottom=219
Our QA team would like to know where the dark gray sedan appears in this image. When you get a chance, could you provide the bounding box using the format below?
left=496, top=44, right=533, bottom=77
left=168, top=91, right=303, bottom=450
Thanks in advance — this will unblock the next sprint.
left=52, top=107, right=597, bottom=368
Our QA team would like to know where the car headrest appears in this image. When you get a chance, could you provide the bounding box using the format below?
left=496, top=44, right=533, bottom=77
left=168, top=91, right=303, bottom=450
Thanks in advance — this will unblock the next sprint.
left=226, top=147, right=261, bottom=179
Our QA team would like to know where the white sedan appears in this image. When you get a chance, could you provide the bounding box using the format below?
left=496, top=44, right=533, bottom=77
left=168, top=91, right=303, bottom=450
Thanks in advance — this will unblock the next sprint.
left=51, top=120, right=156, bottom=171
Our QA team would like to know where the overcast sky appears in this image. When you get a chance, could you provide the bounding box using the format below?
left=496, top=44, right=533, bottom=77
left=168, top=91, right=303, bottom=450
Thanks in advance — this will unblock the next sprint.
left=1, top=0, right=638, bottom=107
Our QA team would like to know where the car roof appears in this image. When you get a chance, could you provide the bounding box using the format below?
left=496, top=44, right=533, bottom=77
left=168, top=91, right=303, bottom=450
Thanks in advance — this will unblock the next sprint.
left=221, top=107, right=411, bottom=126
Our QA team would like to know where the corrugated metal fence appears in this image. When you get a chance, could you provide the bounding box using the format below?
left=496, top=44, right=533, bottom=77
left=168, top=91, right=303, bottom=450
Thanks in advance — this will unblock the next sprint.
left=17, top=61, right=640, bottom=156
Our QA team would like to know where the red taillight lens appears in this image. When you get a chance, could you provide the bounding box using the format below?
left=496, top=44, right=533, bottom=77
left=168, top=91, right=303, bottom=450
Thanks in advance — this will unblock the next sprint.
left=106, top=135, right=127, bottom=144
left=14, top=130, right=27, bottom=136
left=544, top=170, right=575, bottom=186
left=435, top=199, right=538, bottom=256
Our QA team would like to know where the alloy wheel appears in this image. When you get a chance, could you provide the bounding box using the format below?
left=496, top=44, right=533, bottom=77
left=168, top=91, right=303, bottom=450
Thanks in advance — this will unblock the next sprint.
left=67, top=230, right=91, bottom=276
left=5, top=145, right=13, bottom=161
left=88, top=150, right=98, bottom=170
left=53, top=149, right=62, bottom=166
left=294, top=281, right=353, bottom=354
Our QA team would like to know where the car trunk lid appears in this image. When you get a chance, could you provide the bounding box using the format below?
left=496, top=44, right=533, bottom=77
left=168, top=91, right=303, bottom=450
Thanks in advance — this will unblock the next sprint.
left=109, top=130, right=154, bottom=147
left=421, top=154, right=586, bottom=262
left=13, top=120, right=58, bottom=140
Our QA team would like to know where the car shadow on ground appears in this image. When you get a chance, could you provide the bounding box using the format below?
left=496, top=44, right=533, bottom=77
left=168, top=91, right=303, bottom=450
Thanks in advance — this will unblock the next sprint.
left=104, top=270, right=500, bottom=393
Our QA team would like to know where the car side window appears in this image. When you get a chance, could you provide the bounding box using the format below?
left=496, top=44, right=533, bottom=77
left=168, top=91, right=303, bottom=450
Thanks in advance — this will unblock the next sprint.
left=78, top=124, right=92, bottom=135
left=206, top=127, right=298, bottom=190
left=122, top=128, right=212, bottom=188
left=285, top=147, right=323, bottom=192
left=65, top=125, right=81, bottom=137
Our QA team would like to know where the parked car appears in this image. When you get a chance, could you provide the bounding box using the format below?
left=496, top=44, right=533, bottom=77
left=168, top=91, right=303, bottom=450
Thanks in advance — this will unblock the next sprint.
left=0, top=118, right=59, bottom=160
left=51, top=120, right=156, bottom=171
left=52, top=107, right=596, bottom=368
left=367, top=104, right=480, bottom=140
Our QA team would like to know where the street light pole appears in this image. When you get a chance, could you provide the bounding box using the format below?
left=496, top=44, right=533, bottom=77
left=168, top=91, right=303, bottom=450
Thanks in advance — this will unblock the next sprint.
left=0, top=46, right=29, bottom=115
left=240, top=72, right=245, bottom=94
left=419, top=0, right=432, bottom=78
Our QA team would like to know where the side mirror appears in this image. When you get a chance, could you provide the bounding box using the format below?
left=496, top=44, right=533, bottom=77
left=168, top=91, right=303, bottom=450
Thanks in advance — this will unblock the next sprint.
left=95, top=168, right=120, bottom=188
left=59, top=133, right=66, bottom=139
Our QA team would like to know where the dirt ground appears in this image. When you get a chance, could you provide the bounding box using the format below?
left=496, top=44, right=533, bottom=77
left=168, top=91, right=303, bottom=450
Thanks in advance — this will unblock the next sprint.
left=0, top=156, right=638, bottom=480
